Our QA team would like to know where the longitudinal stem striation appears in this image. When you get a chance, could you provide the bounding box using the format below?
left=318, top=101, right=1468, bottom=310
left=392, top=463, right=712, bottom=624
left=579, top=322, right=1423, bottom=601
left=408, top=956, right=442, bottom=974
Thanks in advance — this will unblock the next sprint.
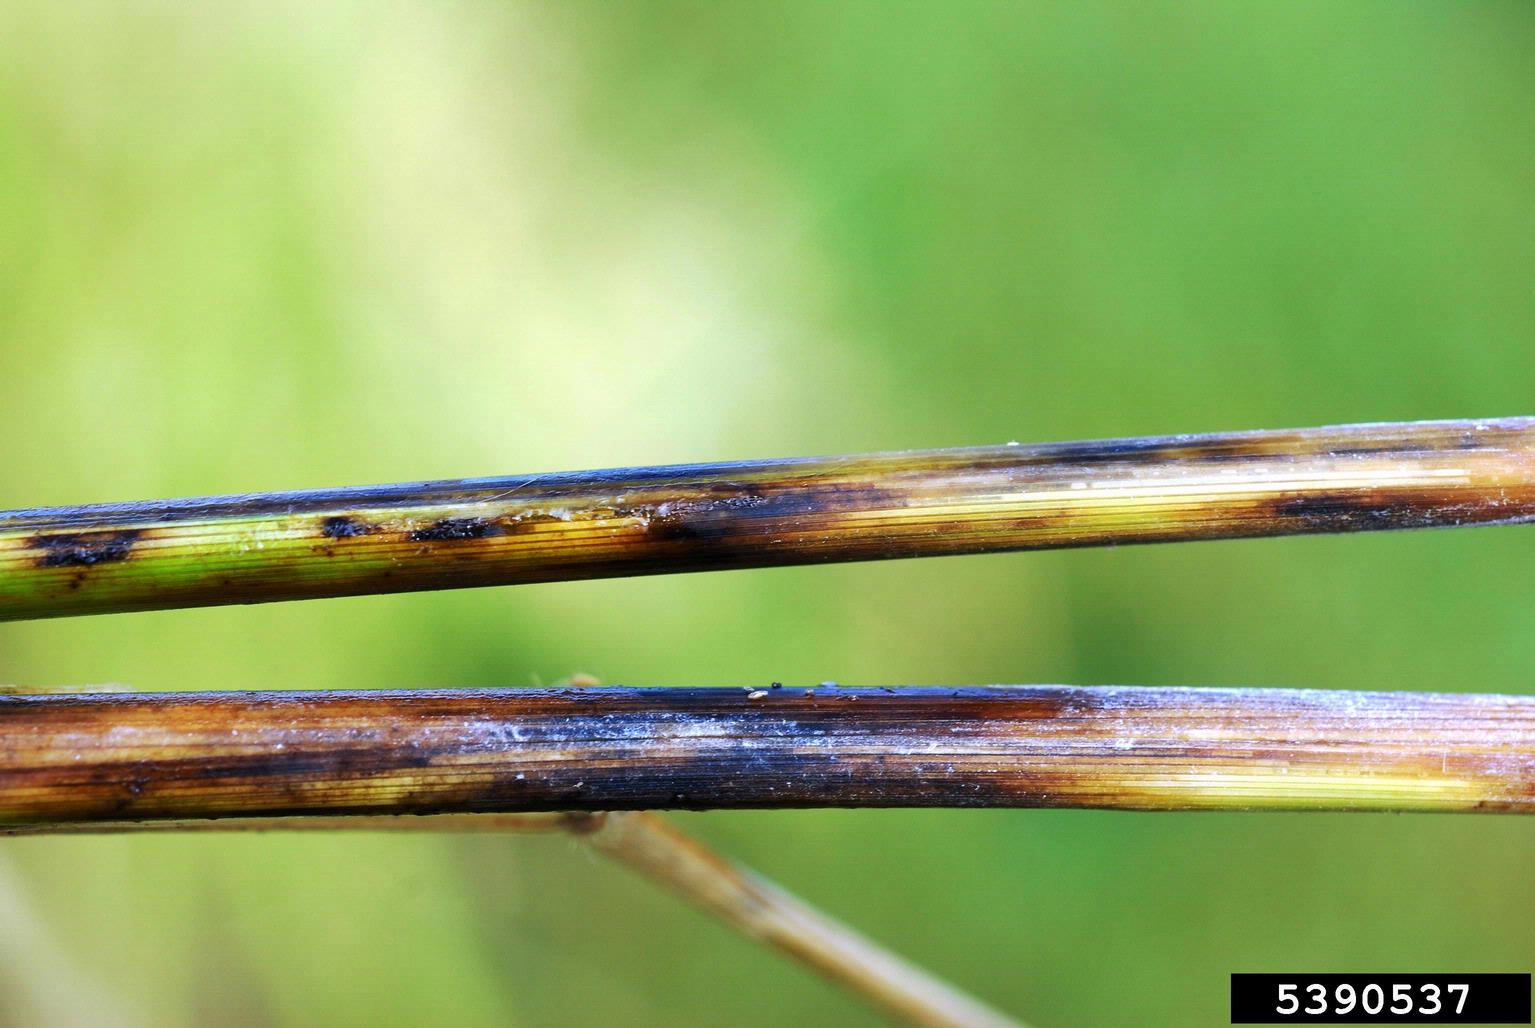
left=2, top=418, right=1533, bottom=619
left=3, top=685, right=1533, bottom=825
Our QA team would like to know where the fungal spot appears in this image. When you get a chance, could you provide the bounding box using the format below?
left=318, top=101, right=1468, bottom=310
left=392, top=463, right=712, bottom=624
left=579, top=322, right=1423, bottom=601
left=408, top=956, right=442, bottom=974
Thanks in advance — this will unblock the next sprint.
left=503, top=511, right=569, bottom=534
left=33, top=530, right=141, bottom=568
left=321, top=516, right=369, bottom=539
left=642, top=494, right=773, bottom=543
left=409, top=517, right=501, bottom=542
left=1273, top=495, right=1355, bottom=521
left=1271, top=494, right=1418, bottom=529
left=645, top=501, right=705, bottom=541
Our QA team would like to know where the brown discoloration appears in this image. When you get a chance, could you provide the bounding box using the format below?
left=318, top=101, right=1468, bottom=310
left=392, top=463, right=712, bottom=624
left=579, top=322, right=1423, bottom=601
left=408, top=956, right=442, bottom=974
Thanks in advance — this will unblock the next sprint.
left=3, top=418, right=1535, bottom=619
left=1, top=686, right=1532, bottom=824
left=1265, top=491, right=1469, bottom=530
left=502, top=512, right=567, bottom=533
left=30, top=530, right=140, bottom=568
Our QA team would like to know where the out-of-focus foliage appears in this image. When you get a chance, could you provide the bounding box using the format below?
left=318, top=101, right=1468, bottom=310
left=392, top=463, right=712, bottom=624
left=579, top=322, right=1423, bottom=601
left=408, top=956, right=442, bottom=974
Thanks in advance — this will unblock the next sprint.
left=1, top=3, right=1533, bottom=1024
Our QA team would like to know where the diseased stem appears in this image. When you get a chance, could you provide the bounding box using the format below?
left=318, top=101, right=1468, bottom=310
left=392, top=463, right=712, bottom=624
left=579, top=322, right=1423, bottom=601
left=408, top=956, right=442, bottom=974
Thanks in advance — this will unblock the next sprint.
left=0, top=813, right=579, bottom=836
left=2, top=418, right=1533, bottom=619
left=1, top=812, right=1023, bottom=1027
left=2, top=685, right=1532, bottom=823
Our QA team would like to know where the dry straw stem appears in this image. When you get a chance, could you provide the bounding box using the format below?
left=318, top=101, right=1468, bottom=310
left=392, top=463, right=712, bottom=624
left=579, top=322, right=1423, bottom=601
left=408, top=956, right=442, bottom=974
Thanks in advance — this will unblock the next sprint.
left=2, top=812, right=1022, bottom=1028
left=2, top=418, right=1533, bottom=620
left=580, top=812, right=1021, bottom=1028
left=2, top=685, right=1533, bottom=824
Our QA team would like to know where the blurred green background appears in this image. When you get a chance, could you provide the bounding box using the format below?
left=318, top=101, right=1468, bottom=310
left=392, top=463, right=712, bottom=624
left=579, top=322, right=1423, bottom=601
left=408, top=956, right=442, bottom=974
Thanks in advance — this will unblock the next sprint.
left=2, top=2, right=1533, bottom=1025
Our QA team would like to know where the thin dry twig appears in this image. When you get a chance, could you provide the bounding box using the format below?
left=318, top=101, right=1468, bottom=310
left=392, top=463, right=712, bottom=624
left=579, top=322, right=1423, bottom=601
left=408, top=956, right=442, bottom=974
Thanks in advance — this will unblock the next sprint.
left=2, top=811, right=1021, bottom=1027
left=580, top=812, right=1022, bottom=1028
left=2, top=418, right=1532, bottom=619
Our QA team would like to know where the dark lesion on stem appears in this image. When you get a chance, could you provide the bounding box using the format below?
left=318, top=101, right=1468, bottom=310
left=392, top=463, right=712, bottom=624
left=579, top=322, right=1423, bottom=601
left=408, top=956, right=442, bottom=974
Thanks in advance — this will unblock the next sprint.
left=407, top=517, right=504, bottom=542
left=3, top=418, right=1535, bottom=619
left=29, top=530, right=141, bottom=568
left=319, top=516, right=371, bottom=539
left=2, top=686, right=1532, bottom=824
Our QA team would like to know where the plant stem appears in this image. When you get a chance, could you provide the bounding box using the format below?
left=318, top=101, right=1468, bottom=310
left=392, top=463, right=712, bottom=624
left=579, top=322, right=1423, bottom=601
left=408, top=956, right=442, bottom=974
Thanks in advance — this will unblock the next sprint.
left=2, top=418, right=1533, bottom=620
left=3, top=685, right=1532, bottom=823
left=1, top=811, right=1023, bottom=1027
left=580, top=812, right=1022, bottom=1028
left=0, top=813, right=577, bottom=835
